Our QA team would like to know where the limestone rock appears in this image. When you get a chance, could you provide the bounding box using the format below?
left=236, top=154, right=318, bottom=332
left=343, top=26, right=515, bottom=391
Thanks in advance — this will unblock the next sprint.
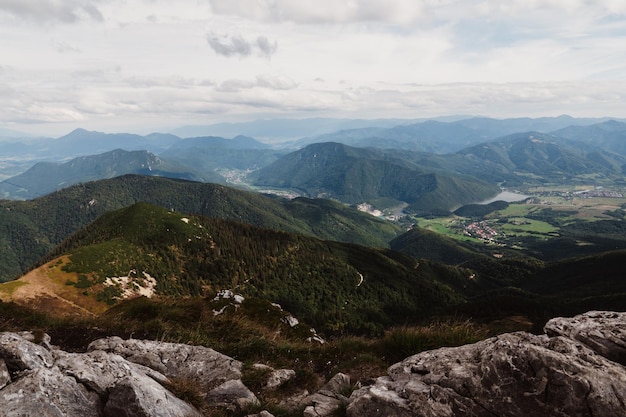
left=303, top=373, right=351, bottom=417
left=0, top=359, right=10, bottom=389
left=104, top=375, right=202, bottom=417
left=0, top=332, right=236, bottom=416
left=348, top=331, right=626, bottom=417
left=544, top=310, right=626, bottom=365
left=0, top=332, right=53, bottom=373
left=88, top=336, right=242, bottom=392
left=205, top=379, right=259, bottom=410
left=53, top=349, right=170, bottom=396
left=0, top=366, right=101, bottom=417
left=266, top=368, right=296, bottom=389
left=247, top=411, right=275, bottom=417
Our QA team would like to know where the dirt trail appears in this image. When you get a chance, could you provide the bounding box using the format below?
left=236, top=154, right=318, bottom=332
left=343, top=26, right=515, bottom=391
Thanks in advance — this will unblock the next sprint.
left=0, top=262, right=98, bottom=319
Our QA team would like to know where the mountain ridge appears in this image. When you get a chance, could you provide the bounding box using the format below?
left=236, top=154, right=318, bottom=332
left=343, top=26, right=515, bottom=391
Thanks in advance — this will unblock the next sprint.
left=0, top=175, right=401, bottom=282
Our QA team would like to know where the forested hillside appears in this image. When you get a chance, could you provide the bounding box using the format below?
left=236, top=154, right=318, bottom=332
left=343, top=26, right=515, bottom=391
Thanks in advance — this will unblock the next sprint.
left=0, top=175, right=401, bottom=282
left=252, top=142, right=499, bottom=212
left=43, top=202, right=479, bottom=335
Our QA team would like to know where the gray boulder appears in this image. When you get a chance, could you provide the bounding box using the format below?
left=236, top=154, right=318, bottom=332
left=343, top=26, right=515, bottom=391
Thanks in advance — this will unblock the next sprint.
left=0, top=331, right=54, bottom=372
left=104, top=375, right=201, bottom=417
left=266, top=368, right=296, bottom=389
left=0, top=366, right=101, bottom=417
left=89, top=336, right=242, bottom=392
left=0, top=359, right=10, bottom=389
left=303, top=373, right=351, bottom=417
left=205, top=379, right=259, bottom=410
left=544, top=310, right=626, bottom=365
left=348, top=329, right=626, bottom=417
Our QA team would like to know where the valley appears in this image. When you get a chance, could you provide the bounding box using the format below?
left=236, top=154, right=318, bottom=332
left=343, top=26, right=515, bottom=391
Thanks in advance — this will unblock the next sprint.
left=413, top=184, right=626, bottom=255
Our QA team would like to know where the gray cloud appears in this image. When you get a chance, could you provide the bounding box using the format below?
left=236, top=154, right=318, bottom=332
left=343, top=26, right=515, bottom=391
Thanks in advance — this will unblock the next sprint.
left=0, top=0, right=103, bottom=24
left=255, top=36, right=278, bottom=57
left=207, top=32, right=277, bottom=58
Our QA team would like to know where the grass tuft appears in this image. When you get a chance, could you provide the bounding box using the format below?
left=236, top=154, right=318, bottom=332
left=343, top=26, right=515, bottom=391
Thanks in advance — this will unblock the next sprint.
left=382, top=319, right=488, bottom=363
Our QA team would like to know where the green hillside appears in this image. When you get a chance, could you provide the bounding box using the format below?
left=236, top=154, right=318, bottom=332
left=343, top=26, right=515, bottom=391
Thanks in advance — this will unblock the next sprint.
left=0, top=175, right=401, bottom=282
left=46, top=202, right=472, bottom=335
left=252, top=142, right=499, bottom=213
left=458, top=132, right=626, bottom=183
left=47, top=202, right=626, bottom=335
left=390, top=225, right=626, bottom=325
left=390, top=227, right=543, bottom=290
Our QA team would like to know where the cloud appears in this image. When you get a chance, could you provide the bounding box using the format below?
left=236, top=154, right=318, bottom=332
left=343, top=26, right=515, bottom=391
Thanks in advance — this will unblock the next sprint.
left=256, top=74, right=297, bottom=90
left=256, top=36, right=278, bottom=58
left=0, top=0, right=103, bottom=24
left=208, top=0, right=426, bottom=24
left=216, top=74, right=296, bottom=92
left=207, top=32, right=278, bottom=58
left=216, top=79, right=256, bottom=92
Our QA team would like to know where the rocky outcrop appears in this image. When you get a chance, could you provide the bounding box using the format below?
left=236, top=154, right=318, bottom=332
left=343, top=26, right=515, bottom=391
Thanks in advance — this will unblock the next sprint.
left=0, top=332, right=253, bottom=416
left=348, top=311, right=626, bottom=417
left=544, top=310, right=626, bottom=365
left=88, top=336, right=244, bottom=394
left=1, top=311, right=625, bottom=417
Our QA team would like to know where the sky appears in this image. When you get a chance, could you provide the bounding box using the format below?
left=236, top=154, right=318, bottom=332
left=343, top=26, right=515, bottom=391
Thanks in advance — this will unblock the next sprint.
left=1, top=0, right=626, bottom=136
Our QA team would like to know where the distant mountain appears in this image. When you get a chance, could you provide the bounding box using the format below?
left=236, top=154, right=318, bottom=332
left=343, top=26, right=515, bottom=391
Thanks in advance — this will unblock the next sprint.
left=390, top=226, right=626, bottom=324
left=0, top=175, right=401, bottom=282
left=298, top=116, right=614, bottom=154
left=170, top=117, right=419, bottom=142
left=453, top=115, right=612, bottom=139
left=251, top=142, right=499, bottom=213
left=51, top=129, right=181, bottom=157
left=0, top=129, right=181, bottom=163
left=0, top=149, right=214, bottom=199
left=552, top=120, right=626, bottom=156
left=165, top=135, right=270, bottom=150
left=457, top=132, right=626, bottom=182
left=299, top=121, right=486, bottom=153
left=160, top=135, right=284, bottom=173
left=390, top=227, right=483, bottom=265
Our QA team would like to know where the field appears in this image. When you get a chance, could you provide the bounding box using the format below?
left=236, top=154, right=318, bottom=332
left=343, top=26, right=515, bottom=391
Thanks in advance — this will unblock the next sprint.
left=411, top=185, right=626, bottom=249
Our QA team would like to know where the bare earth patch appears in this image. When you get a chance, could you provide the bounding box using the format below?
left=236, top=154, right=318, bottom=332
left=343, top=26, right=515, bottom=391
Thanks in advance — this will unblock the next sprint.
left=0, top=257, right=108, bottom=319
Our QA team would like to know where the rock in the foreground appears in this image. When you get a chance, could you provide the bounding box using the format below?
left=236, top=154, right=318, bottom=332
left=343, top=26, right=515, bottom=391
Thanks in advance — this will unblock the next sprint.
left=348, top=311, right=626, bottom=417
left=0, top=332, right=255, bottom=417
left=544, top=310, right=626, bottom=365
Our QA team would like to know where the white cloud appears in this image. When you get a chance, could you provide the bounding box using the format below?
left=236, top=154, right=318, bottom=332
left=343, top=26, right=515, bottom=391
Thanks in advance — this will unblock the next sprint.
left=208, top=0, right=426, bottom=24
left=0, top=0, right=103, bottom=24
